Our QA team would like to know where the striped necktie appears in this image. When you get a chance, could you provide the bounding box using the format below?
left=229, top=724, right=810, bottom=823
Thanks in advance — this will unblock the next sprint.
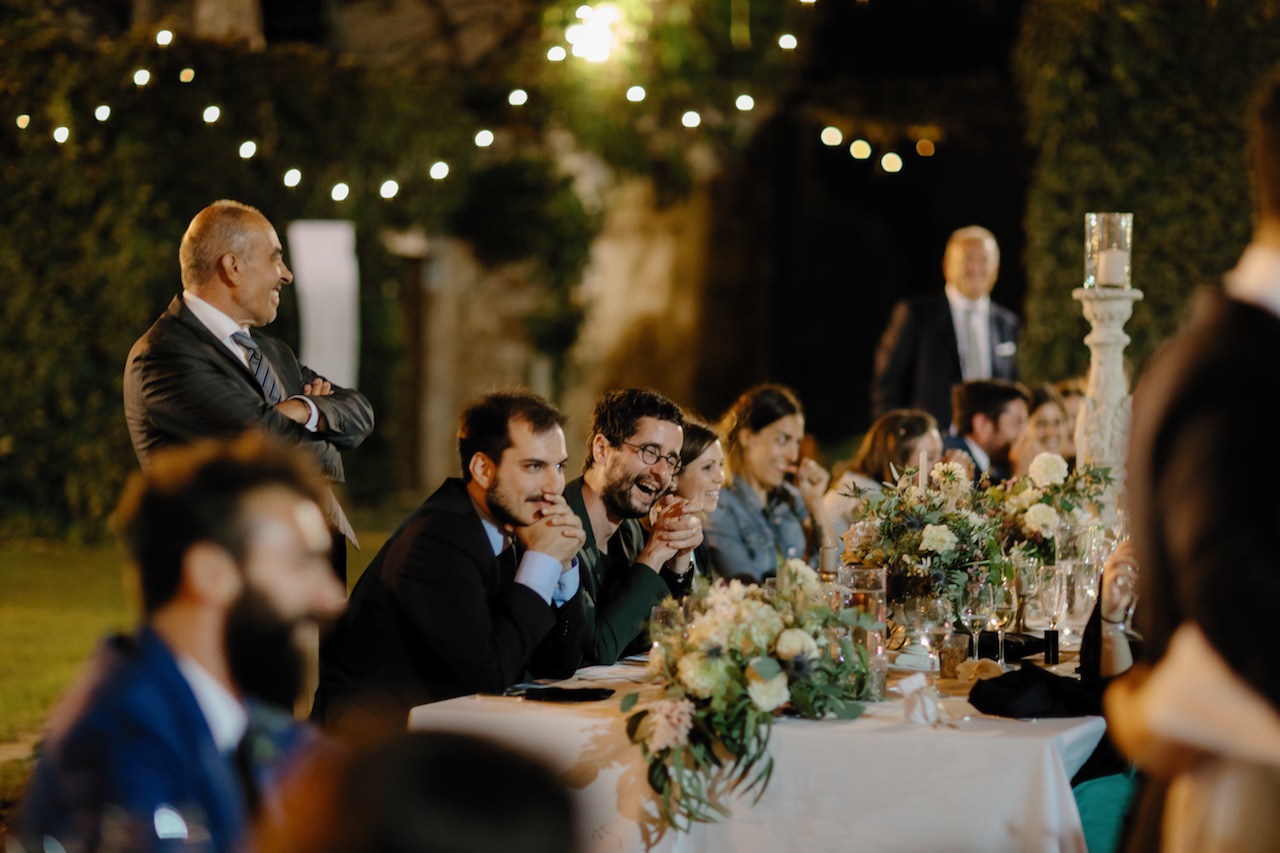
left=231, top=331, right=283, bottom=404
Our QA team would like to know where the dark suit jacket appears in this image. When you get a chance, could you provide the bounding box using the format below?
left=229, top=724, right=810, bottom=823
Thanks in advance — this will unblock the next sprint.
left=1122, top=290, right=1280, bottom=852
left=313, top=479, right=587, bottom=729
left=942, top=433, right=1010, bottom=485
left=123, top=294, right=374, bottom=539
left=871, top=293, right=1020, bottom=429
left=564, top=478, right=691, bottom=665
left=15, top=628, right=313, bottom=853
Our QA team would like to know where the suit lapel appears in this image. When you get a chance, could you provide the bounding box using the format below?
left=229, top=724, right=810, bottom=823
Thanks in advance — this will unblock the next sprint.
left=167, top=296, right=266, bottom=394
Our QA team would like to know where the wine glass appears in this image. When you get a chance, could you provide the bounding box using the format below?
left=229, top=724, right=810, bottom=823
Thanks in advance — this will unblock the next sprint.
left=1038, top=564, right=1067, bottom=632
left=914, top=598, right=952, bottom=681
left=986, top=581, right=1017, bottom=669
left=961, top=582, right=987, bottom=662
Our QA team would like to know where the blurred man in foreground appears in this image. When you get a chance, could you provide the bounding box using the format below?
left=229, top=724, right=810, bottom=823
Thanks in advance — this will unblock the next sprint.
left=15, top=433, right=347, bottom=853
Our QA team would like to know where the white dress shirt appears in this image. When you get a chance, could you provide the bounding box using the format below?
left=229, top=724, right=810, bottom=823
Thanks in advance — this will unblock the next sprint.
left=472, top=498, right=581, bottom=607
left=945, top=284, right=992, bottom=380
left=175, top=654, right=247, bottom=754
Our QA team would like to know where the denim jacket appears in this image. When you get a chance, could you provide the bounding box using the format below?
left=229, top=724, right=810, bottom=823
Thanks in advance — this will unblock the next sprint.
left=704, top=478, right=810, bottom=583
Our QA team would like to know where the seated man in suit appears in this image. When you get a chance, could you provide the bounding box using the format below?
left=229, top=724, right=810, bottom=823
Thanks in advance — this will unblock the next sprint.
left=312, top=390, right=587, bottom=733
left=125, top=199, right=374, bottom=586
left=943, top=379, right=1030, bottom=484
left=565, top=388, right=704, bottom=665
left=871, top=225, right=1020, bottom=429
left=14, top=433, right=348, bottom=853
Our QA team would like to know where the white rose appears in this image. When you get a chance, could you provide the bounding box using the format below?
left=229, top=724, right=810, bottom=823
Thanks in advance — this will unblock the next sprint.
left=775, top=627, right=819, bottom=661
left=1022, top=503, right=1060, bottom=535
left=1029, top=453, right=1069, bottom=487
left=745, top=666, right=791, bottom=712
left=920, top=523, right=958, bottom=554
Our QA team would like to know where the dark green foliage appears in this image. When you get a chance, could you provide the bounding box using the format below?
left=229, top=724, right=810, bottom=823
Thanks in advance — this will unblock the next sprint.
left=1014, top=0, right=1280, bottom=385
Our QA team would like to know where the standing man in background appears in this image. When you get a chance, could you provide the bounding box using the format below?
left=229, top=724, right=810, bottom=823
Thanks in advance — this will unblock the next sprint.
left=872, top=225, right=1020, bottom=430
left=124, top=200, right=374, bottom=587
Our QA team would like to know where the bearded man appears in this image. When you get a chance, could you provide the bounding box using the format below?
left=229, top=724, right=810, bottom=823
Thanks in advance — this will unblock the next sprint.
left=312, top=390, right=588, bottom=733
left=566, top=388, right=704, bottom=665
left=15, top=433, right=348, bottom=853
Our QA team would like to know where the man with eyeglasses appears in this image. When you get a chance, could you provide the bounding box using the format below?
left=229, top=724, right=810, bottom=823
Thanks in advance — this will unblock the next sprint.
left=566, top=388, right=704, bottom=665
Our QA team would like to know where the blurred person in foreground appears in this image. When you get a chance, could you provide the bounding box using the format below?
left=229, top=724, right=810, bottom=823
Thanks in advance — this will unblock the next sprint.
left=705, top=384, right=830, bottom=583
left=258, top=730, right=579, bottom=853
left=822, top=408, right=944, bottom=541
left=871, top=225, right=1020, bottom=429
left=13, top=433, right=347, bottom=853
left=565, top=388, right=703, bottom=664
left=1106, top=67, right=1280, bottom=852
left=313, top=390, right=587, bottom=733
left=124, top=200, right=373, bottom=587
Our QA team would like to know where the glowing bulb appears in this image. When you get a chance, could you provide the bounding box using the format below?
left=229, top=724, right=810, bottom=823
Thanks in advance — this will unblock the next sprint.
left=566, top=6, right=617, bottom=63
left=508, top=89, right=528, bottom=107
left=202, top=106, right=220, bottom=124
left=380, top=180, right=399, bottom=199
left=565, top=24, right=585, bottom=45
left=94, top=105, right=111, bottom=121
left=547, top=46, right=567, bottom=61
left=429, top=161, right=449, bottom=180
left=820, top=126, right=843, bottom=146
left=474, top=129, right=494, bottom=147
left=849, top=139, right=872, bottom=160
left=53, top=126, right=69, bottom=144
left=15, top=114, right=30, bottom=129
left=331, top=183, right=350, bottom=201
left=916, top=139, right=936, bottom=157
left=577, top=4, right=593, bottom=18
left=681, top=111, right=701, bottom=128
left=626, top=86, right=646, bottom=102
left=881, top=152, right=903, bottom=173
left=179, top=68, right=195, bottom=83
left=133, top=69, right=151, bottom=87
left=778, top=34, right=798, bottom=50
left=735, top=94, right=754, bottom=111
left=156, top=30, right=173, bottom=46
left=284, top=168, right=302, bottom=187
left=238, top=141, right=257, bottom=159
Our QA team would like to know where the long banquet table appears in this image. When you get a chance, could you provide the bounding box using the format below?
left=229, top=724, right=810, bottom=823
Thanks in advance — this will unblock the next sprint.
left=408, top=664, right=1105, bottom=853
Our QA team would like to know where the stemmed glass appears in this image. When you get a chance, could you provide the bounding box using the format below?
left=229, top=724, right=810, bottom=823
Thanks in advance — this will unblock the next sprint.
left=961, top=582, right=988, bottom=662
left=986, top=580, right=1017, bottom=669
left=914, top=598, right=952, bottom=682
left=1038, top=564, right=1068, bottom=633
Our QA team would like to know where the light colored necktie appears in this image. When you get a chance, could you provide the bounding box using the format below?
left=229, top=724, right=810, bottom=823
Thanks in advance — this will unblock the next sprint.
left=231, top=331, right=283, bottom=404
left=964, top=305, right=989, bottom=379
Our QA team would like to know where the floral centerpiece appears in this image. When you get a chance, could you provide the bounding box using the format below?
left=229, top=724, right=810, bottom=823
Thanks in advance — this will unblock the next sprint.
left=981, top=452, right=1112, bottom=564
left=621, top=559, right=868, bottom=830
left=839, top=460, right=1007, bottom=605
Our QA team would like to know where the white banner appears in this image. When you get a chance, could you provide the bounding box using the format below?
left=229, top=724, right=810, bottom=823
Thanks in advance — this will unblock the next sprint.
left=286, top=220, right=360, bottom=388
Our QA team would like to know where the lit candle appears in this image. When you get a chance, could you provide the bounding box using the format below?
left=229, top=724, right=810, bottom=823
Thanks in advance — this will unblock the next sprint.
left=918, top=448, right=927, bottom=491
left=1097, top=247, right=1129, bottom=286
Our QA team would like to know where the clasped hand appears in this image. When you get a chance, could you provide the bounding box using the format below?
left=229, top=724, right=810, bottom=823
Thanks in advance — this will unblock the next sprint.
left=641, top=494, right=704, bottom=571
left=517, top=493, right=586, bottom=568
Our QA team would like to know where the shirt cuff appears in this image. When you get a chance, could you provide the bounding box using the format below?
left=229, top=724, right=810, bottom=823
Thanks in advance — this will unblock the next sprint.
left=552, top=560, right=580, bottom=607
left=287, top=394, right=320, bottom=432
left=514, top=551, right=565, bottom=605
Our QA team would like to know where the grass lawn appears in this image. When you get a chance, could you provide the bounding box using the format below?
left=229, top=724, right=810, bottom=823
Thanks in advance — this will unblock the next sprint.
left=0, top=506, right=402, bottom=831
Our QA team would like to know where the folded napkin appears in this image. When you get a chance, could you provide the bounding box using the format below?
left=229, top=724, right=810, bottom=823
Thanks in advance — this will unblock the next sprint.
left=976, top=630, right=1046, bottom=662
left=899, top=673, right=940, bottom=725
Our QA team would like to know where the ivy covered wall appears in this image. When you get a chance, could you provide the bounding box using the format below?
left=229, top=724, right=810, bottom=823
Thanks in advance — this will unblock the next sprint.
left=1014, top=0, right=1280, bottom=384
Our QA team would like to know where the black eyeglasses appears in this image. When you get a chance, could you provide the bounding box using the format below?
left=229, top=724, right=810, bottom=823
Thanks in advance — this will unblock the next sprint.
left=619, top=440, right=682, bottom=472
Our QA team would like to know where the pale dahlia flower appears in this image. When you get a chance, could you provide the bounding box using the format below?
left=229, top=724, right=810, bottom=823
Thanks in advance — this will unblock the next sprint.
left=746, top=666, right=791, bottom=712
left=1022, top=503, right=1059, bottom=535
left=920, top=523, right=958, bottom=554
left=677, top=652, right=731, bottom=699
left=775, top=627, right=819, bottom=661
left=644, top=698, right=695, bottom=753
left=1029, top=453, right=1069, bottom=487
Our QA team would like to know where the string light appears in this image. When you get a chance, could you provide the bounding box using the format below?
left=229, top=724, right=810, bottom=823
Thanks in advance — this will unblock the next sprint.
left=202, top=106, right=220, bottom=124
left=331, top=183, right=349, bottom=201
left=133, top=69, right=151, bottom=87
left=508, top=89, right=528, bottom=106
left=156, top=30, right=173, bottom=46
left=849, top=139, right=872, bottom=159
left=820, top=126, right=843, bottom=146
left=778, top=34, right=798, bottom=49
left=239, top=141, right=257, bottom=159
left=179, top=68, right=195, bottom=83
left=474, top=129, right=494, bottom=147
left=681, top=111, right=701, bottom=128
left=881, top=152, right=903, bottom=172
left=94, top=105, right=111, bottom=121
left=567, top=4, right=620, bottom=62
left=284, top=168, right=302, bottom=187
left=735, top=94, right=754, bottom=111
left=15, top=114, right=30, bottom=130
left=916, top=139, right=936, bottom=157
left=429, top=161, right=449, bottom=180
left=380, top=180, right=399, bottom=199
left=576, top=4, right=593, bottom=17
left=53, top=126, right=69, bottom=144
left=547, top=46, right=567, bottom=61
left=626, top=86, right=645, bottom=102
